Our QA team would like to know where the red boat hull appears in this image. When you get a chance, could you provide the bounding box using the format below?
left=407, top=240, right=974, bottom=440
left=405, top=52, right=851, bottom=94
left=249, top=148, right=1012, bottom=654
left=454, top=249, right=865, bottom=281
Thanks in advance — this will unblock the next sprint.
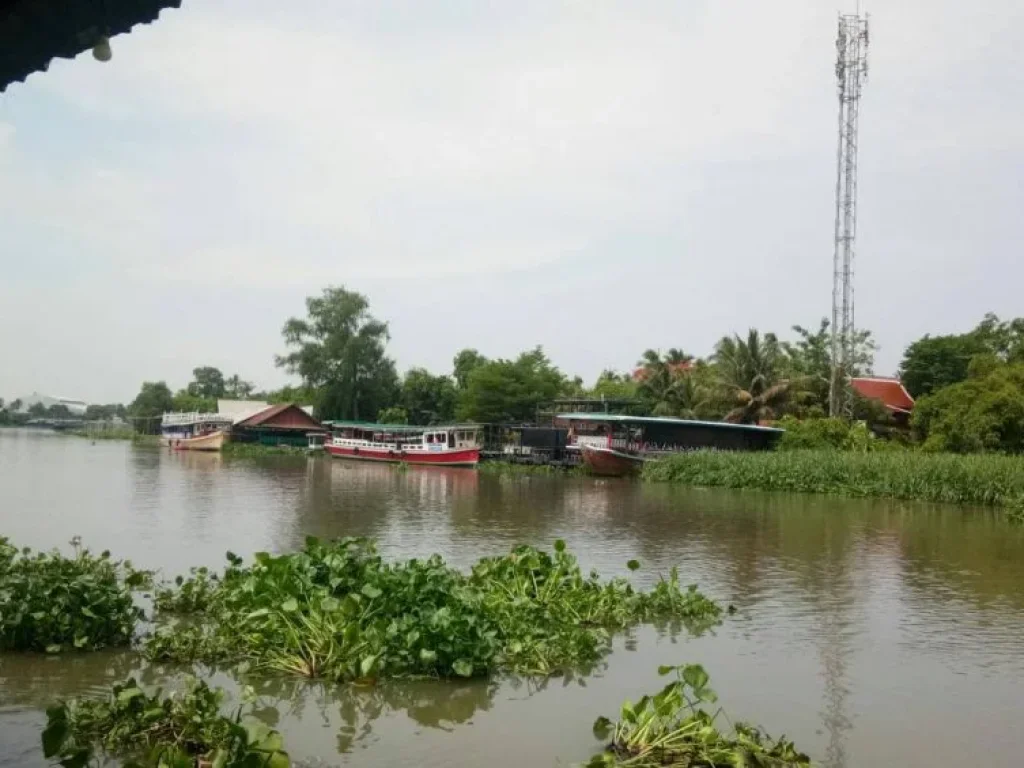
left=580, top=445, right=645, bottom=477
left=326, top=444, right=480, bottom=467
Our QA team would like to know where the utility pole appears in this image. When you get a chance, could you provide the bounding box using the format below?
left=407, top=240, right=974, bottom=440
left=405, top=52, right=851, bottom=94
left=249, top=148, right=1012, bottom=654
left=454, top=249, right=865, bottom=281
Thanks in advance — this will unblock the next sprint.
left=829, top=12, right=869, bottom=418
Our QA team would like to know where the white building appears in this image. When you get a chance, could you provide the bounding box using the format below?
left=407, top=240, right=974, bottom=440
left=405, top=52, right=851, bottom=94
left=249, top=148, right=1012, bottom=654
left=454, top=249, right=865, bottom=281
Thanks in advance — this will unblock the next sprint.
left=16, top=392, right=87, bottom=415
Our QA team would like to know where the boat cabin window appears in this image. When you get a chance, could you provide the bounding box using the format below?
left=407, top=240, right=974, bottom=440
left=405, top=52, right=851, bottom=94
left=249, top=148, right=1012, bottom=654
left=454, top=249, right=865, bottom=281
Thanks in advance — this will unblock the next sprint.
left=426, top=434, right=434, bottom=443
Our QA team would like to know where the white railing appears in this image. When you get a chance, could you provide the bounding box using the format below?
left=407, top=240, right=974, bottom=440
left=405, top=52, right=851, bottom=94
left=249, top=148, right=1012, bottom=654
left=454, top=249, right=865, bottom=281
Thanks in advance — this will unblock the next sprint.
left=161, top=411, right=233, bottom=427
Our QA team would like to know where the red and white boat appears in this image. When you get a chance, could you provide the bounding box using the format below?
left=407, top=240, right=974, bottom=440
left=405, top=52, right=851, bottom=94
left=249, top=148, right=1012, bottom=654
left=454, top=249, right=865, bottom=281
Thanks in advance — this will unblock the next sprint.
left=324, top=422, right=480, bottom=467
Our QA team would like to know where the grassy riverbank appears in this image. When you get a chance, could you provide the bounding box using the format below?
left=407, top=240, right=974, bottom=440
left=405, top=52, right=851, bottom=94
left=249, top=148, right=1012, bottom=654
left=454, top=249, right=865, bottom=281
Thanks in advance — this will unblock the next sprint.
left=643, top=449, right=1024, bottom=510
left=478, top=460, right=589, bottom=477
left=68, top=427, right=136, bottom=440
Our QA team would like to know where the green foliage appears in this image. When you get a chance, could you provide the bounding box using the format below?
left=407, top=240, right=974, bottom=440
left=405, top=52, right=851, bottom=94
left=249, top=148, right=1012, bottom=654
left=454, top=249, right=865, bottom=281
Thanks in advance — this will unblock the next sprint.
left=452, top=348, right=488, bottom=390
left=643, top=449, right=1024, bottom=509
left=187, top=366, right=227, bottom=399
left=587, top=664, right=808, bottom=767
left=712, top=329, right=791, bottom=424
left=224, top=374, right=256, bottom=400
left=145, top=538, right=720, bottom=681
left=783, top=318, right=876, bottom=416
left=171, top=392, right=217, bottom=414
left=634, top=351, right=711, bottom=419
left=83, top=403, right=126, bottom=421
left=899, top=313, right=1024, bottom=399
left=375, top=406, right=409, bottom=424
left=590, top=370, right=640, bottom=403
left=42, top=678, right=289, bottom=768
left=400, top=368, right=456, bottom=424
left=912, top=363, right=1024, bottom=453
left=221, top=443, right=308, bottom=458
left=0, top=537, right=148, bottom=653
left=129, top=382, right=174, bottom=434
left=69, top=426, right=136, bottom=440
left=456, top=347, right=567, bottom=423
left=276, top=286, right=399, bottom=421
left=776, top=417, right=877, bottom=451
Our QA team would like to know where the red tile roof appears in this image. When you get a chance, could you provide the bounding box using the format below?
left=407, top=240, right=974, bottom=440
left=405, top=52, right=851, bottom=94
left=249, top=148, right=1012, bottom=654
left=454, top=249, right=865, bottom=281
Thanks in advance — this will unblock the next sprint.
left=850, top=377, right=915, bottom=413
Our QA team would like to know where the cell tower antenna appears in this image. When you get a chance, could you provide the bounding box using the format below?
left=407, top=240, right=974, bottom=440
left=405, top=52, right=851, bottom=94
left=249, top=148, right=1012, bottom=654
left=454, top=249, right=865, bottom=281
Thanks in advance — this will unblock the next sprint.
left=829, top=10, right=869, bottom=418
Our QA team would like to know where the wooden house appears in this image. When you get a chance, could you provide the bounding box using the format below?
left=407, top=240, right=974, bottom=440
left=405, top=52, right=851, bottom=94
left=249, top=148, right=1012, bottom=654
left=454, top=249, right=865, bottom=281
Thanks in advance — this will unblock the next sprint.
left=231, top=403, right=324, bottom=447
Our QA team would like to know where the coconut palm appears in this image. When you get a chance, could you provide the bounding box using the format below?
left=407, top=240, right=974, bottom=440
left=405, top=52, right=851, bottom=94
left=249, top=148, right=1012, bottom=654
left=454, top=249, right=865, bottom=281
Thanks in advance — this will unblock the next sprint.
left=636, top=349, right=705, bottom=417
left=713, top=329, right=791, bottom=424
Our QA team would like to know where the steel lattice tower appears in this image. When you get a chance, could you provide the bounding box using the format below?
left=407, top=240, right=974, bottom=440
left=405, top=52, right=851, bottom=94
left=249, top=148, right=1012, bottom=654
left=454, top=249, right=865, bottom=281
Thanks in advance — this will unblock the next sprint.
left=829, top=12, right=869, bottom=418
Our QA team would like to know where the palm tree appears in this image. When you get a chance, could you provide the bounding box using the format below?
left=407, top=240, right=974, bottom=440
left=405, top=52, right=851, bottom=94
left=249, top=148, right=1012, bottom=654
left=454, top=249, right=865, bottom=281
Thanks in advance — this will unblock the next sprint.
left=636, top=349, right=704, bottom=417
left=713, top=329, right=791, bottom=424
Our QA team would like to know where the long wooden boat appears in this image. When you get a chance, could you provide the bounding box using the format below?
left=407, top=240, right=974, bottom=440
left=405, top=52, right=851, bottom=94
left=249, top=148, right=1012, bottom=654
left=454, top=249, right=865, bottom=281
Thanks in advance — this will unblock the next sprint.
left=160, top=412, right=233, bottom=452
left=325, top=422, right=480, bottom=467
left=580, top=444, right=646, bottom=476
left=562, top=413, right=784, bottom=477
left=167, top=430, right=228, bottom=452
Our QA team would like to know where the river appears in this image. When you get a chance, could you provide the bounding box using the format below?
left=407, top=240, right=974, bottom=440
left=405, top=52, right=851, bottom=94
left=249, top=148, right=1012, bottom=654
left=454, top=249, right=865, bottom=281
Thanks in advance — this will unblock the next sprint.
left=2, top=428, right=1023, bottom=767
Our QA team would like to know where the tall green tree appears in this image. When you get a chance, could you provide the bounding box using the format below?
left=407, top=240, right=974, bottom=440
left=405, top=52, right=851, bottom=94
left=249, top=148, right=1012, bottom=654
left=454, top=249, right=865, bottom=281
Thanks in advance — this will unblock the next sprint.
left=276, top=286, right=399, bottom=421
left=912, top=363, right=1024, bottom=453
left=899, top=314, right=1024, bottom=398
left=186, top=367, right=226, bottom=399
left=590, top=370, right=639, bottom=402
left=9, top=399, right=22, bottom=412
left=634, top=349, right=704, bottom=417
left=401, top=368, right=457, bottom=424
left=456, top=347, right=566, bottom=423
left=783, top=318, right=876, bottom=416
left=224, top=374, right=255, bottom=400
left=128, top=382, right=174, bottom=434
left=453, top=349, right=488, bottom=390
left=172, top=391, right=217, bottom=414
left=713, top=329, right=791, bottom=424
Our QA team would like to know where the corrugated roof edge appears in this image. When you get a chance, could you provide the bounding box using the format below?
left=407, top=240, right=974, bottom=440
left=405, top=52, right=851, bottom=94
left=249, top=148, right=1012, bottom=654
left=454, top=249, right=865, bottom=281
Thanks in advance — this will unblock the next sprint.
left=555, top=413, right=785, bottom=433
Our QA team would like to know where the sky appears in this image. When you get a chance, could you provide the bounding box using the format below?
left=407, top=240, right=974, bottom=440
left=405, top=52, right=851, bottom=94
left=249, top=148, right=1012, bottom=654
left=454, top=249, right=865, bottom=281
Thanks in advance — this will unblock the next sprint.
left=1, top=0, right=1022, bottom=404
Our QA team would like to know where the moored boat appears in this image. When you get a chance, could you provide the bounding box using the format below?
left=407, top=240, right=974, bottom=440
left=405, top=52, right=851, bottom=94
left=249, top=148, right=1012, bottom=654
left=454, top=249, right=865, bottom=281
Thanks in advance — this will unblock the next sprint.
left=561, top=413, right=784, bottom=477
left=160, top=412, right=233, bottom=452
left=324, top=421, right=480, bottom=467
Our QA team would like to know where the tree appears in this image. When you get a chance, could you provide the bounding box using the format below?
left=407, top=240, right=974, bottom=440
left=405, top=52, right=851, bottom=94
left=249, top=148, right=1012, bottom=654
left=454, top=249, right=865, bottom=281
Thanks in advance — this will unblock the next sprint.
left=898, top=314, right=1024, bottom=399
left=10, top=399, right=22, bottom=412
left=401, top=368, right=456, bottom=425
left=186, top=367, right=226, bottom=399
left=456, top=347, right=566, bottom=423
left=377, top=406, right=409, bottom=424
left=634, top=349, right=704, bottom=417
left=912, top=363, right=1024, bottom=453
left=172, top=391, right=217, bottom=414
left=85, top=404, right=124, bottom=421
left=128, top=382, right=174, bottom=434
left=224, top=374, right=255, bottom=400
left=453, top=349, right=488, bottom=390
left=260, top=385, right=317, bottom=405
left=590, top=370, right=639, bottom=402
left=28, top=402, right=47, bottom=417
left=45, top=404, right=73, bottom=420
left=783, top=318, right=876, bottom=416
left=276, top=286, right=399, bottom=421
left=712, top=329, right=791, bottom=424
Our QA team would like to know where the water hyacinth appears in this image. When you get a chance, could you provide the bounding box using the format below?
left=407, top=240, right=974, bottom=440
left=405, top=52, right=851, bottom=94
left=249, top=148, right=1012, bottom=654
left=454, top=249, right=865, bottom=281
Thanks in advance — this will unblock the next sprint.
left=0, top=537, right=150, bottom=653
left=42, top=678, right=289, bottom=768
left=643, top=449, right=1024, bottom=510
left=146, top=537, right=721, bottom=681
left=587, top=664, right=809, bottom=767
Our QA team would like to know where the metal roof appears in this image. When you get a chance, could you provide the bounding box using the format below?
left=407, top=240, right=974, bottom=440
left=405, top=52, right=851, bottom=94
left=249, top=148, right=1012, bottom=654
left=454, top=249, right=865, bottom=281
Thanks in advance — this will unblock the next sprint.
left=1, top=0, right=181, bottom=92
left=555, top=412, right=785, bottom=433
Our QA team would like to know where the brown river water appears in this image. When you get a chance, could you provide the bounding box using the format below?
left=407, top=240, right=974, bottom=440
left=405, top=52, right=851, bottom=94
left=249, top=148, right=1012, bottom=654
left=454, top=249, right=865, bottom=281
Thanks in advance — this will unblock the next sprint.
left=2, top=428, right=1023, bottom=767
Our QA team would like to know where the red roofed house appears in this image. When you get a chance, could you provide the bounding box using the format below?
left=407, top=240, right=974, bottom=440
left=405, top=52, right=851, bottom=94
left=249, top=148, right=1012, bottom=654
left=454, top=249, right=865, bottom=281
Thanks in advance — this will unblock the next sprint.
left=850, top=377, right=915, bottom=425
left=231, top=403, right=325, bottom=447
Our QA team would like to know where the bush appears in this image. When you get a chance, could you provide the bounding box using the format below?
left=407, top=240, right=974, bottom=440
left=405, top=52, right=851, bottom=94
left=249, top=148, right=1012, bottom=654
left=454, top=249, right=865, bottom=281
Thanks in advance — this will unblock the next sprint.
left=775, top=417, right=876, bottom=451
left=0, top=538, right=148, bottom=653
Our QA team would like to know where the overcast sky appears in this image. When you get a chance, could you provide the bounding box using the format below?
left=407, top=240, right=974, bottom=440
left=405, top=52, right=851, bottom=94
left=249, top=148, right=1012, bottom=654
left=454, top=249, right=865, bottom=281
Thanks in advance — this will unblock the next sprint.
left=1, top=0, right=1021, bottom=404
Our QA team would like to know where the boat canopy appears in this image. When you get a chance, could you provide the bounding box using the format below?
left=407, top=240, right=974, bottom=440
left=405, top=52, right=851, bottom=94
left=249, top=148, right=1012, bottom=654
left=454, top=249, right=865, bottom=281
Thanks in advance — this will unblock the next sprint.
left=555, top=413, right=784, bottom=433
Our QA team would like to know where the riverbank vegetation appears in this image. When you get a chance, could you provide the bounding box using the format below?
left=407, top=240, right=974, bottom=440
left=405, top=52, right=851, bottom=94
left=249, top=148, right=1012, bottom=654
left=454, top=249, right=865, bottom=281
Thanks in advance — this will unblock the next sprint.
left=68, top=426, right=136, bottom=440
left=587, top=664, right=808, bottom=767
left=146, top=537, right=720, bottom=681
left=221, top=442, right=309, bottom=458
left=0, top=537, right=149, bottom=653
left=42, top=678, right=289, bottom=768
left=643, top=450, right=1024, bottom=509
